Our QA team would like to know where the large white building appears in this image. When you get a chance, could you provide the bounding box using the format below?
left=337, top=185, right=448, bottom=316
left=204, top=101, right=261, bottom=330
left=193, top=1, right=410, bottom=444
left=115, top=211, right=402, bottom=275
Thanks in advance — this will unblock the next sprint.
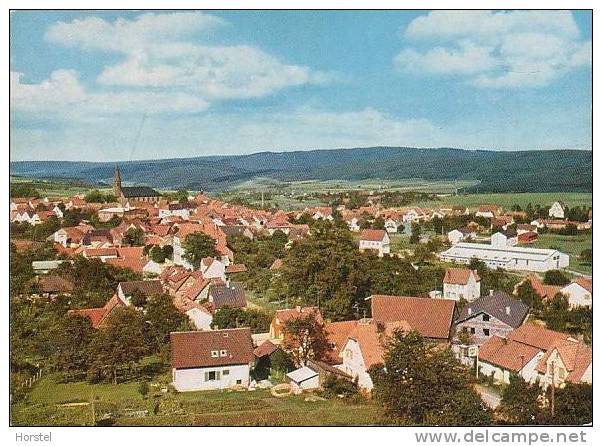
left=439, top=242, right=569, bottom=272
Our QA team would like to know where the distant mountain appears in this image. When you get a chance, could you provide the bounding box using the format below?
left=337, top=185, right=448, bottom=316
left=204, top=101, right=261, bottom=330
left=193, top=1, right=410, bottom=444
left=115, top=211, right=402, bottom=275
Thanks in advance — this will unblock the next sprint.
left=10, top=147, right=592, bottom=193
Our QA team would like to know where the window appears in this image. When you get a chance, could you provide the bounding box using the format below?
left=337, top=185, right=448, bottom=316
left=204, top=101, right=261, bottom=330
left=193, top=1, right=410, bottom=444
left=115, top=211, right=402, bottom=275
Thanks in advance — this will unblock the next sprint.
left=223, top=369, right=230, bottom=376
left=204, top=371, right=221, bottom=381
left=210, top=350, right=219, bottom=358
left=483, top=314, right=490, bottom=322
left=470, top=328, right=476, bottom=334
left=236, top=379, right=242, bottom=385
left=220, top=349, right=228, bottom=357
left=483, top=329, right=490, bottom=336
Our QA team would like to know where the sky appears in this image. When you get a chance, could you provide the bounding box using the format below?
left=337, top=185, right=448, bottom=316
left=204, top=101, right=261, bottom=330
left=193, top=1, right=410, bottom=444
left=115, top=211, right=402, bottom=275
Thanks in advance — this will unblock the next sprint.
left=10, top=10, right=592, bottom=161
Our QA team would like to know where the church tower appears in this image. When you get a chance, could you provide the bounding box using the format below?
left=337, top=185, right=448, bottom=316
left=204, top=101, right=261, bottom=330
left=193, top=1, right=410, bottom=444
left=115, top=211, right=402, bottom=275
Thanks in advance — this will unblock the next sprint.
left=113, top=164, right=123, bottom=201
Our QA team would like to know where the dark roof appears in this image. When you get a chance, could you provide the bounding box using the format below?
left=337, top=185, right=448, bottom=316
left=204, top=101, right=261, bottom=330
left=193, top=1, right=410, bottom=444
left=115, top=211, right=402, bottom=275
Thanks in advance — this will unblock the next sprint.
left=121, top=186, right=161, bottom=198
left=254, top=340, right=279, bottom=358
left=118, top=279, right=164, bottom=296
left=38, top=275, right=74, bottom=293
left=208, top=282, right=247, bottom=308
left=82, top=229, right=113, bottom=245
left=455, top=291, right=529, bottom=328
left=170, top=328, right=254, bottom=368
left=221, top=225, right=251, bottom=236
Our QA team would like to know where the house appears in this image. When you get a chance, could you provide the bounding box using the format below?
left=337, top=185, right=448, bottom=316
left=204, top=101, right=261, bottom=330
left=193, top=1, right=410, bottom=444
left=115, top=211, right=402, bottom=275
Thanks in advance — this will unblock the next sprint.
left=439, top=242, right=569, bottom=272
left=535, top=339, right=592, bottom=388
left=476, top=205, right=503, bottom=219
left=337, top=318, right=411, bottom=392
left=270, top=307, right=323, bottom=342
left=369, top=295, right=456, bottom=341
left=447, top=227, right=476, bottom=245
left=35, top=275, right=75, bottom=297
left=170, top=328, right=254, bottom=391
left=68, top=294, right=128, bottom=328
left=116, top=280, right=164, bottom=305
left=455, top=291, right=529, bottom=347
left=516, top=224, right=538, bottom=235
left=207, top=282, right=247, bottom=311
left=402, top=208, right=428, bottom=223
left=158, top=203, right=193, bottom=220
left=549, top=201, right=567, bottom=219
left=220, top=225, right=254, bottom=240
left=491, top=230, right=518, bottom=248
left=477, top=323, right=574, bottom=385
left=31, top=260, right=68, bottom=274
left=560, top=278, right=592, bottom=309
left=517, top=231, right=539, bottom=244
left=346, top=216, right=361, bottom=232
left=384, top=217, right=402, bottom=233
left=442, top=268, right=481, bottom=302
left=200, top=257, right=226, bottom=281
left=515, top=275, right=562, bottom=301
left=358, top=229, right=390, bottom=257
left=172, top=295, right=213, bottom=330
left=286, top=366, right=320, bottom=394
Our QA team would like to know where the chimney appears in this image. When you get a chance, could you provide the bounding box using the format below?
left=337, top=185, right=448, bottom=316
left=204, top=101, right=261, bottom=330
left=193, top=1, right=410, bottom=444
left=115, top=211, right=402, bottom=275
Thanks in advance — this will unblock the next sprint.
left=468, top=308, right=472, bottom=315
left=505, top=306, right=511, bottom=315
left=489, top=289, right=494, bottom=296
left=296, top=305, right=302, bottom=313
left=502, top=337, right=507, bottom=345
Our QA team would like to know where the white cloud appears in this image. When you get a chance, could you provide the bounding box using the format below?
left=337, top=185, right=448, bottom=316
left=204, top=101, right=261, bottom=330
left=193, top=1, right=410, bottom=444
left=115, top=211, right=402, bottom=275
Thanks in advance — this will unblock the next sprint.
left=10, top=70, right=209, bottom=115
left=396, top=10, right=591, bottom=88
left=44, top=12, right=328, bottom=102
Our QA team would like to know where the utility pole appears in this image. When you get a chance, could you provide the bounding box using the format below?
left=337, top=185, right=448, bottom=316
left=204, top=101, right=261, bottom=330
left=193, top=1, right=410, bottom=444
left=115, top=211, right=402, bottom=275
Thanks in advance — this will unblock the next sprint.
left=475, top=345, right=479, bottom=379
left=261, top=191, right=264, bottom=209
left=550, top=360, right=556, bottom=418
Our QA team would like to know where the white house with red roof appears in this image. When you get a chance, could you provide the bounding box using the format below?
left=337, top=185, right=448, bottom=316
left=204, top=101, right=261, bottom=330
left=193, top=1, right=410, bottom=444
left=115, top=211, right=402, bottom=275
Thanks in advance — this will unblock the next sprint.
left=443, top=268, right=481, bottom=302
left=358, top=229, right=390, bottom=257
left=560, top=278, right=592, bottom=309
left=170, top=328, right=254, bottom=391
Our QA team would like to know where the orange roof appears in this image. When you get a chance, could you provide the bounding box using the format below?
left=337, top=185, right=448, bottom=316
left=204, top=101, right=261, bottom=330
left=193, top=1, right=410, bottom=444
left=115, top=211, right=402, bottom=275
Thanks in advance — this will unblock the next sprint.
left=106, top=256, right=148, bottom=273
left=83, top=248, right=118, bottom=257
left=270, top=259, right=284, bottom=270
left=116, top=246, right=145, bottom=258
left=535, top=339, right=592, bottom=383
left=360, top=229, right=387, bottom=242
left=478, top=335, right=542, bottom=372
left=571, top=277, right=592, bottom=293
left=370, top=295, right=455, bottom=340
left=225, top=264, right=247, bottom=274
left=68, top=294, right=126, bottom=328
left=346, top=319, right=412, bottom=369
left=443, top=268, right=480, bottom=285
left=524, top=275, right=562, bottom=300
left=325, top=320, right=359, bottom=354
left=507, top=323, right=572, bottom=351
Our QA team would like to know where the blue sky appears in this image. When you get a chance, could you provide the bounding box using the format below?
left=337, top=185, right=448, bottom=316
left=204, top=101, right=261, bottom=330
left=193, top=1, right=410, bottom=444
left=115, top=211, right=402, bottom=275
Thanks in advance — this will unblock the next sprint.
left=10, top=10, right=592, bottom=161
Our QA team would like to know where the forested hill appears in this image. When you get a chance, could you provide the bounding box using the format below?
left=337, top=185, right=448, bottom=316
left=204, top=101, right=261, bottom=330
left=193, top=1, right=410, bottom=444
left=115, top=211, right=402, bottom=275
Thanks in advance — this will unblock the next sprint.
left=10, top=147, right=592, bottom=193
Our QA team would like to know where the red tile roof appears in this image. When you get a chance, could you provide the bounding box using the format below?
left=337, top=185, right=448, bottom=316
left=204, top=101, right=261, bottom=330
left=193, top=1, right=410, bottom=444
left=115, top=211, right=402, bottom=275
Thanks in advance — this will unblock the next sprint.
left=535, top=339, right=592, bottom=383
left=443, top=268, right=480, bottom=285
left=360, top=229, right=387, bottom=242
left=571, top=277, right=592, bottom=293
left=370, top=295, right=455, bottom=340
left=68, top=294, right=127, bottom=328
left=254, top=340, right=279, bottom=358
left=478, top=335, right=541, bottom=372
left=506, top=323, right=572, bottom=351
left=170, top=328, right=254, bottom=369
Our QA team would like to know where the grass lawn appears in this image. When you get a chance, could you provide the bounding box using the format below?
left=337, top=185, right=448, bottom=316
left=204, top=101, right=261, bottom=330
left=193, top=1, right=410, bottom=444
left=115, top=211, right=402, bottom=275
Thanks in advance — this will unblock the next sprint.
left=531, top=232, right=593, bottom=275
left=11, top=375, right=385, bottom=426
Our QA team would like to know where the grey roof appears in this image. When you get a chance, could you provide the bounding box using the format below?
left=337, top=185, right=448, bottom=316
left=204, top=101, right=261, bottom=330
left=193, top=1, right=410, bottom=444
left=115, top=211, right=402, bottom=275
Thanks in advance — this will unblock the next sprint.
left=121, top=186, right=161, bottom=198
left=119, top=279, right=164, bottom=296
left=221, top=225, right=252, bottom=236
left=455, top=291, right=529, bottom=328
left=209, top=282, right=247, bottom=309
left=32, top=260, right=66, bottom=270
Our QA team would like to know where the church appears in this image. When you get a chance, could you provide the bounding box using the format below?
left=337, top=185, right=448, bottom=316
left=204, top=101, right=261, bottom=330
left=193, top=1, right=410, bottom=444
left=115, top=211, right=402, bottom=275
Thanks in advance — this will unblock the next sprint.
left=113, top=165, right=161, bottom=205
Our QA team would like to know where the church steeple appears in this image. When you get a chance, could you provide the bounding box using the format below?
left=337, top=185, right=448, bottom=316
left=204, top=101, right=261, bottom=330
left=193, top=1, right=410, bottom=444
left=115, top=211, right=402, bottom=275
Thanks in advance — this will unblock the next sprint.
left=113, top=164, right=122, bottom=199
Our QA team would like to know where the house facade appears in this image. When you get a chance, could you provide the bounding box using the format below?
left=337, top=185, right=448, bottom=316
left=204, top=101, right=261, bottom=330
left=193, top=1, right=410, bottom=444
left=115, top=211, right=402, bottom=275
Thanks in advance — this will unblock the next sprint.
left=442, top=268, right=481, bottom=301
left=548, top=201, right=566, bottom=219
left=358, top=229, right=390, bottom=257
left=560, top=278, right=592, bottom=309
left=170, top=328, right=254, bottom=391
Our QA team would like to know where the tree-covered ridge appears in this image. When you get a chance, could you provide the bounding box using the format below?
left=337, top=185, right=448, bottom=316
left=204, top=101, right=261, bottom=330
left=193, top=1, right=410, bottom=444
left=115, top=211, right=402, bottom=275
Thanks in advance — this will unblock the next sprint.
left=10, top=147, right=592, bottom=192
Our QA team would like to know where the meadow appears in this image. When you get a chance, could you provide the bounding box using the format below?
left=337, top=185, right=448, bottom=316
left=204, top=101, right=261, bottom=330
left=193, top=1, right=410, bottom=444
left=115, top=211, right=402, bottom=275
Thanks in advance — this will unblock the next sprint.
left=11, top=375, right=384, bottom=426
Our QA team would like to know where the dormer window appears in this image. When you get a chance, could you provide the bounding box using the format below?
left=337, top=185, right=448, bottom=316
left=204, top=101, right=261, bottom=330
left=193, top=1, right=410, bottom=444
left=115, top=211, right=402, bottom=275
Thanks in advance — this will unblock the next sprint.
left=220, top=350, right=228, bottom=357
left=211, top=350, right=219, bottom=358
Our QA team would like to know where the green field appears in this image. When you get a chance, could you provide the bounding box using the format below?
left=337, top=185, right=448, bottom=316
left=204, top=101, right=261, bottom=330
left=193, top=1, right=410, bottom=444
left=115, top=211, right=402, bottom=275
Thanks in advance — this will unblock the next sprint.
left=10, top=176, right=112, bottom=198
left=11, top=375, right=384, bottom=426
left=413, top=192, right=592, bottom=210
left=531, top=232, right=593, bottom=275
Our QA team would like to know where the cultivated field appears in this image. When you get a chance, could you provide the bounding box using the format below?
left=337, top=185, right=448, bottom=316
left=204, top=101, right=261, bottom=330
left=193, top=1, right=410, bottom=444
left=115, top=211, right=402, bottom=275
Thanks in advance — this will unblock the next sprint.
left=531, top=232, right=593, bottom=275
left=11, top=375, right=383, bottom=426
left=413, top=192, right=592, bottom=209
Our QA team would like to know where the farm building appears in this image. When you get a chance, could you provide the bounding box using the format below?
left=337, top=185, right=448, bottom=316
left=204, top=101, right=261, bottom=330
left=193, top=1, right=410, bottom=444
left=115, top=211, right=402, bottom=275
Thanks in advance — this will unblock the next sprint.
left=438, top=242, right=569, bottom=272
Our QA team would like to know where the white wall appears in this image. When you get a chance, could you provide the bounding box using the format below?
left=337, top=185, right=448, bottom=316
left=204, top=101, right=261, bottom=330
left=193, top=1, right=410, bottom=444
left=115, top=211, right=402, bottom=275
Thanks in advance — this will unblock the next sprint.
left=340, top=339, right=374, bottom=391
left=561, top=283, right=592, bottom=309
left=173, top=364, right=250, bottom=391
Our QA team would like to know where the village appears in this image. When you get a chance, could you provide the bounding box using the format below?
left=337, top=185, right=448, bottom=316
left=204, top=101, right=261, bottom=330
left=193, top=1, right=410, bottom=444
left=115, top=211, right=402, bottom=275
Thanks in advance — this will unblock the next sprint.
left=9, top=166, right=593, bottom=426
